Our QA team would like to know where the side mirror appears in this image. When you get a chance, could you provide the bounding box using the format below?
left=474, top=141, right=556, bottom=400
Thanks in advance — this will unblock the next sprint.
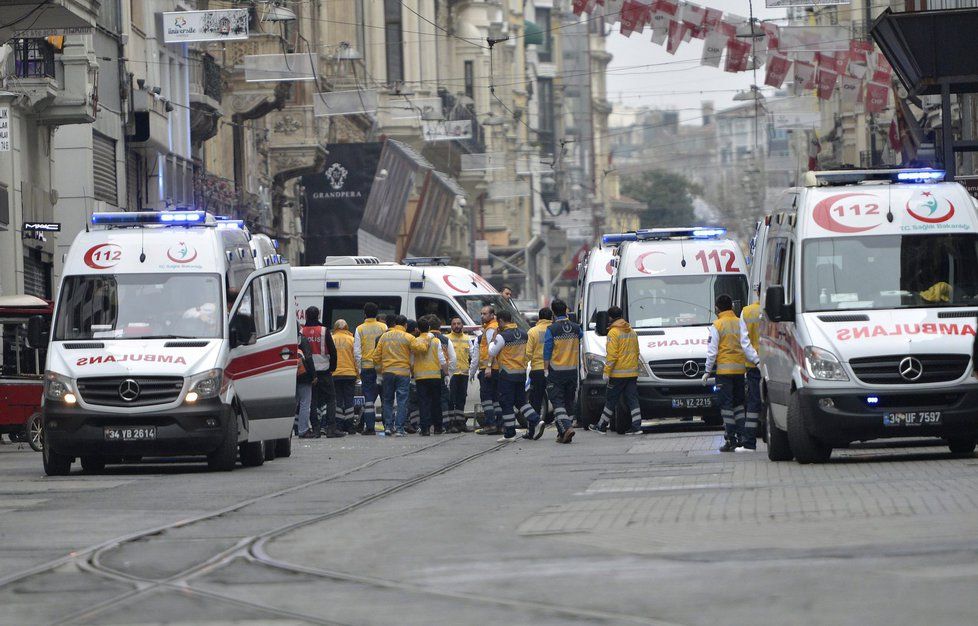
left=229, top=313, right=256, bottom=349
left=568, top=312, right=579, bottom=325
left=593, top=311, right=610, bottom=337
left=26, top=315, right=49, bottom=349
left=764, top=285, right=789, bottom=322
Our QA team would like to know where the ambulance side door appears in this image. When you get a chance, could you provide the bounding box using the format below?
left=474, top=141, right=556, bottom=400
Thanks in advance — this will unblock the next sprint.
left=226, top=266, right=298, bottom=426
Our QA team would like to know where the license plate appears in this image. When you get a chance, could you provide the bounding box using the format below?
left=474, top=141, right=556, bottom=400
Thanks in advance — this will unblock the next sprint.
left=672, top=397, right=714, bottom=409
left=353, top=395, right=365, bottom=408
left=104, top=426, right=157, bottom=441
left=883, top=411, right=942, bottom=427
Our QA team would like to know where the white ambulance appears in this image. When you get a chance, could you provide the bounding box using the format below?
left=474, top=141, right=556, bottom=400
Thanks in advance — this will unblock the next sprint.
left=596, top=228, right=750, bottom=432
left=32, top=211, right=299, bottom=475
left=292, top=256, right=525, bottom=413
left=573, top=243, right=616, bottom=425
left=760, top=168, right=978, bottom=463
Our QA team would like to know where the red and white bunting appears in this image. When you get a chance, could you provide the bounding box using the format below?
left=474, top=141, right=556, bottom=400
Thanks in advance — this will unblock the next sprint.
left=701, top=29, right=728, bottom=68
left=703, top=7, right=722, bottom=31
left=794, top=61, right=816, bottom=89
left=650, top=0, right=678, bottom=45
left=666, top=19, right=687, bottom=54
left=764, top=52, right=792, bottom=89
left=762, top=22, right=780, bottom=50
left=724, top=38, right=751, bottom=73
left=865, top=81, right=890, bottom=113
left=816, top=68, right=838, bottom=100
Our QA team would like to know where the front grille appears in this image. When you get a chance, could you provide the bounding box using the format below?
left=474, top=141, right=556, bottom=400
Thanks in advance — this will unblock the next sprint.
left=818, top=314, right=869, bottom=322
left=64, top=342, right=105, bottom=350
left=76, top=376, right=184, bottom=407
left=849, top=354, right=970, bottom=385
left=937, top=310, right=978, bottom=319
left=649, top=358, right=707, bottom=380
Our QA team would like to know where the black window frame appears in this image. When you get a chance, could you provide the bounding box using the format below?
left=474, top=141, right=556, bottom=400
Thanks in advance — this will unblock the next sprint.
left=322, top=295, right=402, bottom=329
left=384, top=0, right=404, bottom=86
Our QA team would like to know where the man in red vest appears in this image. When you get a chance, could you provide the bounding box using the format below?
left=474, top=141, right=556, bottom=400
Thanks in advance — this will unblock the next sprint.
left=301, top=306, right=345, bottom=438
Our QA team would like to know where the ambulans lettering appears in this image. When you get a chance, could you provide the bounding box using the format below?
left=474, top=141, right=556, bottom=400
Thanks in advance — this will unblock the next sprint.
left=75, top=354, right=188, bottom=366
left=835, top=323, right=976, bottom=341
left=648, top=338, right=708, bottom=348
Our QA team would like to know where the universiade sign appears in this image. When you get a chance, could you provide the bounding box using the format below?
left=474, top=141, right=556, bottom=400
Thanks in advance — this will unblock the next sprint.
left=162, top=9, right=249, bottom=44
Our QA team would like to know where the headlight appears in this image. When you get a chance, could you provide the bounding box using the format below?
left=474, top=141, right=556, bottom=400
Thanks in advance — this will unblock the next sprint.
left=187, top=368, right=223, bottom=401
left=584, top=353, right=605, bottom=375
left=44, top=371, right=76, bottom=403
left=804, top=347, right=849, bottom=381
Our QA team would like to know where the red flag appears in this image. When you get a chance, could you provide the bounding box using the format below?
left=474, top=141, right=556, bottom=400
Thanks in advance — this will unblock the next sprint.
left=666, top=19, right=687, bottom=54
left=794, top=60, right=816, bottom=89
left=840, top=74, right=861, bottom=106
left=718, top=20, right=738, bottom=38
left=724, top=38, right=751, bottom=72
left=849, top=40, right=873, bottom=65
left=764, top=53, right=791, bottom=88
left=761, top=22, right=780, bottom=50
left=817, top=68, right=838, bottom=100
left=701, top=30, right=728, bottom=67
left=888, top=117, right=901, bottom=151
left=865, top=81, right=890, bottom=113
left=703, top=7, right=722, bottom=31
left=871, top=68, right=891, bottom=84
left=619, top=0, right=643, bottom=36
left=650, top=0, right=677, bottom=45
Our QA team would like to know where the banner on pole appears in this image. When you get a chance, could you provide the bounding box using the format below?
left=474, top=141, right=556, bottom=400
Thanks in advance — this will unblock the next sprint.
left=421, top=120, right=473, bottom=142
left=162, top=10, right=249, bottom=43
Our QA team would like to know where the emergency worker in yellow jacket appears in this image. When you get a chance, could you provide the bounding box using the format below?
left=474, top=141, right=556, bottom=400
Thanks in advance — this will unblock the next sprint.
left=411, top=317, right=448, bottom=435
left=543, top=298, right=583, bottom=444
left=470, top=306, right=502, bottom=435
left=447, top=316, right=475, bottom=432
left=369, top=314, right=414, bottom=436
left=488, top=310, right=544, bottom=443
left=590, top=306, right=643, bottom=435
left=354, top=302, right=387, bottom=435
left=703, top=294, right=759, bottom=452
left=739, top=299, right=763, bottom=450
left=525, top=308, right=553, bottom=425
left=331, top=320, right=358, bottom=434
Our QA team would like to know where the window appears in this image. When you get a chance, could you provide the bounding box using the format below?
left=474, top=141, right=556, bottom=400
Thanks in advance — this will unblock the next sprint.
left=384, top=0, right=404, bottom=85
left=538, top=77, right=555, bottom=158
left=93, top=131, right=118, bottom=205
left=537, top=9, right=552, bottom=63
left=0, top=183, right=8, bottom=228
left=13, top=39, right=55, bottom=79
left=1, top=320, right=46, bottom=378
left=464, top=60, right=474, bottom=100
left=322, top=296, right=402, bottom=329
left=415, top=296, right=461, bottom=327
left=623, top=275, right=749, bottom=328
left=259, top=272, right=289, bottom=336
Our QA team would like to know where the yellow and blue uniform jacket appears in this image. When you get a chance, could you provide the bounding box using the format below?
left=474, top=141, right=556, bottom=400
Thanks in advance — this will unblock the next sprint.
left=448, top=331, right=473, bottom=376
left=740, top=303, right=762, bottom=370
left=604, top=318, right=640, bottom=378
left=411, top=332, right=446, bottom=381
left=332, top=329, right=358, bottom=378
left=354, top=318, right=388, bottom=371
left=526, top=319, right=552, bottom=372
left=544, top=316, right=583, bottom=373
left=369, top=325, right=414, bottom=377
left=489, top=323, right=530, bottom=381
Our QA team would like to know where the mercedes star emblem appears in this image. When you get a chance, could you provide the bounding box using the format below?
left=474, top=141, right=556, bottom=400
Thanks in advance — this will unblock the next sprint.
left=898, top=356, right=923, bottom=382
left=118, top=378, right=141, bottom=402
left=682, top=360, right=700, bottom=378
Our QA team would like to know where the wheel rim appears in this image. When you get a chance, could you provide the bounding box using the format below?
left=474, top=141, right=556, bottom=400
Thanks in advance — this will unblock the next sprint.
left=29, top=416, right=43, bottom=450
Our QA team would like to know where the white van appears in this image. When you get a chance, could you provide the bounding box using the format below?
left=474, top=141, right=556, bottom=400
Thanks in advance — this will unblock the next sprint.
left=597, top=228, right=749, bottom=432
left=573, top=243, right=616, bottom=424
left=760, top=168, right=978, bottom=463
left=33, top=211, right=298, bottom=475
left=292, top=256, right=525, bottom=413
left=747, top=216, right=771, bottom=305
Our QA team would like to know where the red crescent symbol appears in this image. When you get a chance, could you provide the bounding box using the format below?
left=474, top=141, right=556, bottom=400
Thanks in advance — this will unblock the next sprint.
left=166, top=244, right=198, bottom=264
left=812, top=193, right=882, bottom=233
left=635, top=251, right=665, bottom=274
left=907, top=198, right=955, bottom=223
left=443, top=274, right=470, bottom=294
left=83, top=244, right=121, bottom=270
left=605, top=260, right=614, bottom=275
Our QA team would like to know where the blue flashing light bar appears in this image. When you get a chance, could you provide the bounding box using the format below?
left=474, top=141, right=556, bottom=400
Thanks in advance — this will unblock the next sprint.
left=92, top=210, right=208, bottom=225
left=601, top=233, right=638, bottom=244
left=692, top=227, right=727, bottom=239
left=636, top=227, right=727, bottom=241
left=896, top=169, right=946, bottom=182
left=866, top=396, right=879, bottom=405
left=216, top=219, right=245, bottom=229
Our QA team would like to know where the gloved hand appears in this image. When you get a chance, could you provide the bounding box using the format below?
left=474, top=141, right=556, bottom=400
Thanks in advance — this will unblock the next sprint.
left=701, top=373, right=712, bottom=384
left=469, top=371, right=477, bottom=382
left=484, top=367, right=493, bottom=379
left=602, top=374, right=610, bottom=385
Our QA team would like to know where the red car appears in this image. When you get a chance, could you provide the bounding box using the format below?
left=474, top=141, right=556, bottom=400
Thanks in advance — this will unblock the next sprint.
left=1, top=295, right=51, bottom=451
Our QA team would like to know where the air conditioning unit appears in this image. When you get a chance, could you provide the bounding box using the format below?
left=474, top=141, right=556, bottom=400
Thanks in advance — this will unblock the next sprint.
left=322, top=256, right=381, bottom=266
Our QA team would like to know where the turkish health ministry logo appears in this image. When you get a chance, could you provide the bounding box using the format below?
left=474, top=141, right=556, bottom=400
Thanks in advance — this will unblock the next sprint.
left=906, top=191, right=954, bottom=224
left=166, top=242, right=198, bottom=264
left=326, top=163, right=348, bottom=190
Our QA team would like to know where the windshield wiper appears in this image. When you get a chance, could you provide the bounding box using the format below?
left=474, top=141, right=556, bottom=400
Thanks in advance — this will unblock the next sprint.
left=125, top=334, right=205, bottom=340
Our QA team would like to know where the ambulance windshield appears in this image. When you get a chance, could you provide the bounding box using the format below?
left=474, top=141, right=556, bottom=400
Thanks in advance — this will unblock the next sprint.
left=624, top=275, right=749, bottom=328
left=802, top=234, right=978, bottom=312
left=54, top=274, right=224, bottom=340
left=455, top=295, right=530, bottom=331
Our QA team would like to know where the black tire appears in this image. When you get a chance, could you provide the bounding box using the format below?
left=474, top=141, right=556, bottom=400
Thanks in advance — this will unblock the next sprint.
left=757, top=411, right=768, bottom=444
left=947, top=437, right=976, bottom=457
left=275, top=436, right=292, bottom=458
left=240, top=440, right=265, bottom=467
left=702, top=414, right=723, bottom=427
left=786, top=392, right=831, bottom=464
left=27, top=413, right=43, bottom=452
left=42, top=444, right=72, bottom=476
left=263, top=440, right=277, bottom=462
left=80, top=456, right=106, bottom=473
left=766, top=404, right=793, bottom=462
left=207, top=411, right=239, bottom=471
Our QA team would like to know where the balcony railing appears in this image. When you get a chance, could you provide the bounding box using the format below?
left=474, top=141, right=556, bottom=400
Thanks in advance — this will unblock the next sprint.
left=13, top=39, right=55, bottom=79
left=439, top=91, right=485, bottom=154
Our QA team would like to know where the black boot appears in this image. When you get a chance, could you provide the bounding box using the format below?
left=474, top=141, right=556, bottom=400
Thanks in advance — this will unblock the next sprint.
left=325, top=421, right=347, bottom=438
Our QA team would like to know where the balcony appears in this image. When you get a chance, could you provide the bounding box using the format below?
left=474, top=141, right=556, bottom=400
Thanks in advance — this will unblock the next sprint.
left=128, top=89, right=170, bottom=153
left=9, top=37, right=96, bottom=126
left=439, top=91, right=486, bottom=154
left=189, top=50, right=223, bottom=144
